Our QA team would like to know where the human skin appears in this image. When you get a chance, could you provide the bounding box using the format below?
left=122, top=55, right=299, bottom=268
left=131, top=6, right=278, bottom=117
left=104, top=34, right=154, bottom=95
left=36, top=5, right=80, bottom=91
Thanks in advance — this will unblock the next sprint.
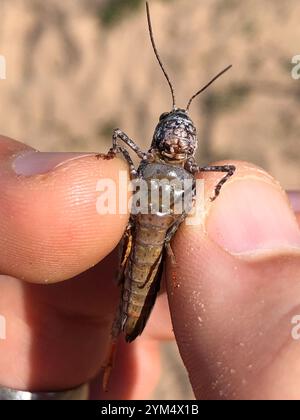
left=0, top=136, right=299, bottom=400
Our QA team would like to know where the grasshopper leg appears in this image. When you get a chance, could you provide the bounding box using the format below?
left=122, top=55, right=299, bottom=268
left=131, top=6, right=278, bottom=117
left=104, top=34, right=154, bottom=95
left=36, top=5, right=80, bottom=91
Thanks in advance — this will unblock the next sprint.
left=165, top=213, right=187, bottom=244
left=199, top=164, right=236, bottom=201
left=111, top=128, right=148, bottom=160
left=102, top=339, right=118, bottom=392
left=166, top=243, right=176, bottom=266
left=97, top=145, right=138, bottom=180
left=166, top=243, right=180, bottom=289
left=164, top=215, right=186, bottom=289
left=138, top=252, right=163, bottom=289
left=102, top=302, right=123, bottom=391
left=120, top=228, right=132, bottom=268
left=185, top=159, right=236, bottom=201
left=96, top=129, right=146, bottom=160
left=117, top=224, right=133, bottom=284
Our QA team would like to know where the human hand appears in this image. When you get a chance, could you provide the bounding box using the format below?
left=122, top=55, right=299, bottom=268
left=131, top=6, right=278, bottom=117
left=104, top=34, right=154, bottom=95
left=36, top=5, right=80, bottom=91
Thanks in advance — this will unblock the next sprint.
left=0, top=136, right=164, bottom=399
left=0, top=135, right=299, bottom=400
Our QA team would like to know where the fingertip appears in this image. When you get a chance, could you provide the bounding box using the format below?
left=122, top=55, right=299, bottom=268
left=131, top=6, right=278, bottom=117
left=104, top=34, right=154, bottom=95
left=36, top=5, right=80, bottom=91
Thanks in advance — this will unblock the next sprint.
left=204, top=161, right=300, bottom=256
left=0, top=145, right=130, bottom=283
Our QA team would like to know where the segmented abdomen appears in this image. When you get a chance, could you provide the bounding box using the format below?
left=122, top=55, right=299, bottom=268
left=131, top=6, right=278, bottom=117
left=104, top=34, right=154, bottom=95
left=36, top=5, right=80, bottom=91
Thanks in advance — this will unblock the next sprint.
left=117, top=160, right=193, bottom=341
left=121, top=212, right=176, bottom=341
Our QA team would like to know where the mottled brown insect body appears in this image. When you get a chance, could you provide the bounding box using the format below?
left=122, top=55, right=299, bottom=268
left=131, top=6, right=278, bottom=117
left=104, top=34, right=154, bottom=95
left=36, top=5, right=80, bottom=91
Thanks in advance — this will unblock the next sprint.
left=102, top=2, right=235, bottom=390
left=119, top=158, right=194, bottom=342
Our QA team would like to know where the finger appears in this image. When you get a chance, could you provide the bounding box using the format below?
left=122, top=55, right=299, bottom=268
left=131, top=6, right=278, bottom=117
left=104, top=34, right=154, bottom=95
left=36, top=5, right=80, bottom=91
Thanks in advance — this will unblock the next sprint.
left=0, top=244, right=162, bottom=396
left=143, top=188, right=300, bottom=348
left=167, top=161, right=300, bottom=400
left=0, top=135, right=131, bottom=391
left=0, top=136, right=129, bottom=283
left=0, top=249, right=120, bottom=391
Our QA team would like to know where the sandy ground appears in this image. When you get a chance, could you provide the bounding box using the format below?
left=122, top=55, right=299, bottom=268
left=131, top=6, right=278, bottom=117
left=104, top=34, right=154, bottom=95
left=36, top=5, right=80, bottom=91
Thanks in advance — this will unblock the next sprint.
left=0, top=0, right=299, bottom=399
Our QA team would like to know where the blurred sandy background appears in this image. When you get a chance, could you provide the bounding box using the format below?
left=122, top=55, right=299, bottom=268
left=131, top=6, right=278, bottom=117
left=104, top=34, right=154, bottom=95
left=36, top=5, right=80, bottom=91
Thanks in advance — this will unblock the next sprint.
left=0, top=0, right=299, bottom=399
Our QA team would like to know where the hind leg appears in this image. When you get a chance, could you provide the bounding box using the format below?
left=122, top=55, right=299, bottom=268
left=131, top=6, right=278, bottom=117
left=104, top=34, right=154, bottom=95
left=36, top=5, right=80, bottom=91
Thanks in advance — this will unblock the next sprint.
left=102, top=304, right=123, bottom=392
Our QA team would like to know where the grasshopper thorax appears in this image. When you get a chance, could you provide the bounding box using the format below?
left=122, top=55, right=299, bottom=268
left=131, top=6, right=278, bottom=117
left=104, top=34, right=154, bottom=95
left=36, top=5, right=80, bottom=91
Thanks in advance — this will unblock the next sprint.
left=150, top=108, right=197, bottom=163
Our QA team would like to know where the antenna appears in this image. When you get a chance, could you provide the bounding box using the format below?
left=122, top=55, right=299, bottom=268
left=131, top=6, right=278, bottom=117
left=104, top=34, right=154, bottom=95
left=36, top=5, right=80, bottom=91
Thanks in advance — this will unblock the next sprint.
left=186, top=65, right=232, bottom=111
left=146, top=2, right=176, bottom=110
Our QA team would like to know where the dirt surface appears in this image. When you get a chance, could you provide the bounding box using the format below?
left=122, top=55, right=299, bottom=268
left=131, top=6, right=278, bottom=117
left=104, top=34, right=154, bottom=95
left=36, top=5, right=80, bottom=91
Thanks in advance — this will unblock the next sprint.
left=0, top=0, right=299, bottom=399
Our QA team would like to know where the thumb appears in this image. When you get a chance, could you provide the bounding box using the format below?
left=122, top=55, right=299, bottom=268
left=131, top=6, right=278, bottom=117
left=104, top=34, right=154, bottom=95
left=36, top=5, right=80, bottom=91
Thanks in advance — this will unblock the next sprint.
left=168, top=161, right=300, bottom=400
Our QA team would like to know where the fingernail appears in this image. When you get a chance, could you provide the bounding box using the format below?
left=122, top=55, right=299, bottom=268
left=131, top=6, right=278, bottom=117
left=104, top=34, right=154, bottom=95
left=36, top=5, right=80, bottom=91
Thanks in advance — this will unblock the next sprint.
left=207, top=179, right=300, bottom=255
left=13, top=151, right=97, bottom=176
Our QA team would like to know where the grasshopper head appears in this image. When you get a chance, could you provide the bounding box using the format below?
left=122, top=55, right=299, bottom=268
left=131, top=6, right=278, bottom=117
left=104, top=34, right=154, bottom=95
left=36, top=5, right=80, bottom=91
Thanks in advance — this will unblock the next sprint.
left=151, top=109, right=197, bottom=162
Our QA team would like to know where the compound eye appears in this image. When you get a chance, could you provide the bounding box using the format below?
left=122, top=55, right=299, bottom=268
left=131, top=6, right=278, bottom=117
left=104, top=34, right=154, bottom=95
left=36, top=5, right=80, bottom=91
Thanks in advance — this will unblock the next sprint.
left=159, top=112, right=169, bottom=121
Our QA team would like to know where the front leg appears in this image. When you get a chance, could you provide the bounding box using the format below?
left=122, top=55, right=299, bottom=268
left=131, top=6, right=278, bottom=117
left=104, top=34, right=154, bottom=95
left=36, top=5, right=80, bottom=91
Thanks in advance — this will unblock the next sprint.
left=97, top=144, right=138, bottom=180
left=97, top=129, right=148, bottom=180
left=185, top=159, right=236, bottom=201
left=111, top=128, right=148, bottom=160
